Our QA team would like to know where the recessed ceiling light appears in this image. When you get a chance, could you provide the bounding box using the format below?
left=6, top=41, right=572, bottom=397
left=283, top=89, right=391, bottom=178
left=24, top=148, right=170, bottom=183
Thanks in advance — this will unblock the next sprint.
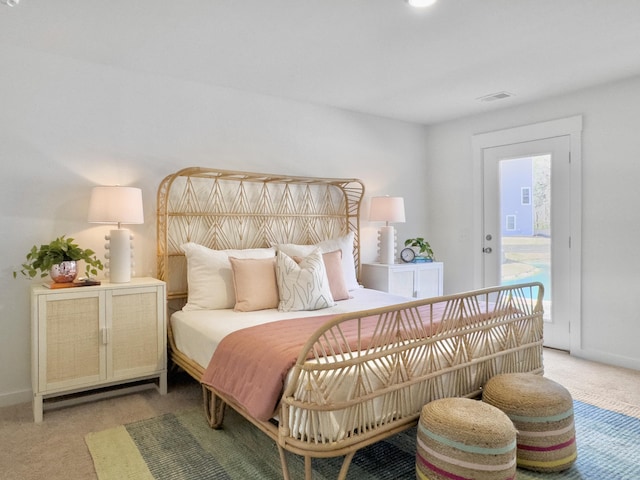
left=406, top=0, right=437, bottom=8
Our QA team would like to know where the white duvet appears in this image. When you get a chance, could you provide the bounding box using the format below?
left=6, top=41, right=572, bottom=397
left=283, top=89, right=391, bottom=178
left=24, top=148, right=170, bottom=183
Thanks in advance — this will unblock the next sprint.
left=170, top=287, right=413, bottom=370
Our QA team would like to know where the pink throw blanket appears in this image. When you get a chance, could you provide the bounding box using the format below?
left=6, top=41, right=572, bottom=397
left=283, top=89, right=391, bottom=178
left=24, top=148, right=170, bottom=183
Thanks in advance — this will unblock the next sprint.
left=200, top=313, right=390, bottom=421
left=200, top=303, right=449, bottom=422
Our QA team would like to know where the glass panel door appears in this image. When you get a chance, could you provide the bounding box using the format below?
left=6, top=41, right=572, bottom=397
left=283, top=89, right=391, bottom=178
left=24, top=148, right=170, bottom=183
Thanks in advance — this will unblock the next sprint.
left=483, top=136, right=571, bottom=350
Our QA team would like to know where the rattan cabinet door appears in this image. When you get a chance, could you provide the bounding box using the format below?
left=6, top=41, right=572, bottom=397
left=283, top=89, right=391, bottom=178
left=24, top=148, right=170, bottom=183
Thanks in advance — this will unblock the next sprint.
left=107, top=285, right=165, bottom=380
left=35, top=289, right=106, bottom=393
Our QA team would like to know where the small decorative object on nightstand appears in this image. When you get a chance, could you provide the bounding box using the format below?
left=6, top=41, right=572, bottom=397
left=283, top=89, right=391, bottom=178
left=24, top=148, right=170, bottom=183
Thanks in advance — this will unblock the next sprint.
left=400, top=247, right=416, bottom=263
left=14, top=235, right=104, bottom=282
left=30, top=277, right=167, bottom=422
left=403, top=237, right=435, bottom=263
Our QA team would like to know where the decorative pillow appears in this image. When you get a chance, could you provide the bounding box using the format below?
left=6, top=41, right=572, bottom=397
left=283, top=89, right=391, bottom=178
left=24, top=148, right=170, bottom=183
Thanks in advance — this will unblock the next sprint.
left=317, top=233, right=358, bottom=291
left=293, top=250, right=349, bottom=301
left=180, top=243, right=275, bottom=310
left=276, top=249, right=336, bottom=312
left=229, top=257, right=278, bottom=312
left=321, top=250, right=350, bottom=301
left=276, top=232, right=359, bottom=291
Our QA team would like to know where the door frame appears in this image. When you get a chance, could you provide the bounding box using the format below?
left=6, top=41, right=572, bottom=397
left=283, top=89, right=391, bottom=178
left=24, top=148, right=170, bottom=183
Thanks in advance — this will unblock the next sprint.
left=471, top=115, right=582, bottom=353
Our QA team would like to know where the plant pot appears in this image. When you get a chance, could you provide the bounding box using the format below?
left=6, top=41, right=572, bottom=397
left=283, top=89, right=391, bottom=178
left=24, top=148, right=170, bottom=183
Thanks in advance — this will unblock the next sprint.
left=50, top=261, right=78, bottom=283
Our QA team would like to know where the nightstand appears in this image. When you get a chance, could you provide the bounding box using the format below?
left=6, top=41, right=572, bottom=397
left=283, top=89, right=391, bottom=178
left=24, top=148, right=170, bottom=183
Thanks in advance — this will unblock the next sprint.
left=30, top=277, right=167, bottom=422
left=361, top=262, right=443, bottom=299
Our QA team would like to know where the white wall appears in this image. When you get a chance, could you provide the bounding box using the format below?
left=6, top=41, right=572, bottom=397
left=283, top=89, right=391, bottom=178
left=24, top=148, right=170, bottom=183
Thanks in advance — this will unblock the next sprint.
left=424, top=75, right=640, bottom=371
left=0, top=45, right=429, bottom=406
left=4, top=42, right=639, bottom=409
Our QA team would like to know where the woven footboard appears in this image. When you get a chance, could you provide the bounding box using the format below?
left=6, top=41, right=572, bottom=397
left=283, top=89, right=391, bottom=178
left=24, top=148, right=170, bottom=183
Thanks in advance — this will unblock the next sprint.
left=203, top=282, right=543, bottom=480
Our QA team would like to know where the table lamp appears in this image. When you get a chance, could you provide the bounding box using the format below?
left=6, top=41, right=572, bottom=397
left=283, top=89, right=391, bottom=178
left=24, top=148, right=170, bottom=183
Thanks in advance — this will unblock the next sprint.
left=88, top=186, right=144, bottom=283
left=369, top=196, right=405, bottom=264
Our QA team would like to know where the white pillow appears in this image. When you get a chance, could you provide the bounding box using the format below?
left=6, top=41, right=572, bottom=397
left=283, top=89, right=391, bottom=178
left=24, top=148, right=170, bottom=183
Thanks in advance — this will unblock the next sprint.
left=180, top=242, right=275, bottom=310
left=276, top=249, right=336, bottom=312
left=276, top=232, right=359, bottom=291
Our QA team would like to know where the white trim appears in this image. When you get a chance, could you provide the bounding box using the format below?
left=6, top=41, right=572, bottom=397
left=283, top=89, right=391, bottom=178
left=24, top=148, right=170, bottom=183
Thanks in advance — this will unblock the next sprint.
left=571, top=348, right=640, bottom=372
left=0, top=389, right=32, bottom=408
left=472, top=115, right=583, bottom=353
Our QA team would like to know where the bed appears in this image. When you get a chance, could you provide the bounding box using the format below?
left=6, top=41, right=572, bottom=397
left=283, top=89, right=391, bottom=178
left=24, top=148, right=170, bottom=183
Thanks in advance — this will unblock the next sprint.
left=156, top=166, right=544, bottom=480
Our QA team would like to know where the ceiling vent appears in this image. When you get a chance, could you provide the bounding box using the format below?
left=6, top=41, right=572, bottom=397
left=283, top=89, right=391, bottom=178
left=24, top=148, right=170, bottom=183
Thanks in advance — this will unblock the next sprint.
left=477, top=91, right=515, bottom=102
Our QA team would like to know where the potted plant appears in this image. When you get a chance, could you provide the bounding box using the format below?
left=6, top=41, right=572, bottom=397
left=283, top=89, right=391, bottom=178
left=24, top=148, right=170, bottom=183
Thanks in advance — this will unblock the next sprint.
left=14, top=235, right=104, bottom=282
left=404, top=237, right=435, bottom=262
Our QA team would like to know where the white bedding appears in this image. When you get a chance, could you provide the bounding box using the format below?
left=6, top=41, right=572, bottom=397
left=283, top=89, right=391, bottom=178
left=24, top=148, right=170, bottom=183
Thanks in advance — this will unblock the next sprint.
left=170, top=287, right=413, bottom=369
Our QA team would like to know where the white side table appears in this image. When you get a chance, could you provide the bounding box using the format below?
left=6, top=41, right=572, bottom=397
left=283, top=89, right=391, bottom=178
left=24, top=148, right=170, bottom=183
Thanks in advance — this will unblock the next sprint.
left=361, top=262, right=443, bottom=299
left=31, top=277, right=167, bottom=422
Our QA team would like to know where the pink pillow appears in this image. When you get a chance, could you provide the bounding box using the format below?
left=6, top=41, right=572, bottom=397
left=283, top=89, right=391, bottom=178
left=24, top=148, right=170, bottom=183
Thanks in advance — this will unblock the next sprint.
left=293, top=250, right=350, bottom=301
left=229, top=257, right=279, bottom=312
left=321, top=250, right=350, bottom=301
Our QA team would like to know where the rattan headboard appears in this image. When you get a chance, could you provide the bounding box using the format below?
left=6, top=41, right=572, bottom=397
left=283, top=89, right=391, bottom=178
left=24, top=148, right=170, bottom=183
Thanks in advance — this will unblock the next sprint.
left=156, top=167, right=365, bottom=301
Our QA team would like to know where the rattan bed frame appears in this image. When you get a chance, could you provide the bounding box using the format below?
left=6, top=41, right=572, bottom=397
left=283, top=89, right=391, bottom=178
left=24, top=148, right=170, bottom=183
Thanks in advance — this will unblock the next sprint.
left=156, top=166, right=544, bottom=480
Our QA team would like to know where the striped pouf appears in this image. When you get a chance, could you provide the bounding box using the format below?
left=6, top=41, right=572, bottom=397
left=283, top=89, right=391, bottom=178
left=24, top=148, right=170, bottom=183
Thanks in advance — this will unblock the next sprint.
left=416, top=397, right=517, bottom=480
left=482, top=373, right=577, bottom=472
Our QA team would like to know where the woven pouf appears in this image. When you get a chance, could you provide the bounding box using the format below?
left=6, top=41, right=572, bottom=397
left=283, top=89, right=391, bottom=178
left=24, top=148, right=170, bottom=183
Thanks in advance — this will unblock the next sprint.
left=482, top=373, right=577, bottom=472
left=416, top=397, right=517, bottom=480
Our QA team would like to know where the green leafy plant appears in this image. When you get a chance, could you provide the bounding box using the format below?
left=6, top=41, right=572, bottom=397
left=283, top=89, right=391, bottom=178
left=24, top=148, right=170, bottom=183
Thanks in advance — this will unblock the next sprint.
left=404, top=237, right=435, bottom=260
left=14, top=235, right=104, bottom=279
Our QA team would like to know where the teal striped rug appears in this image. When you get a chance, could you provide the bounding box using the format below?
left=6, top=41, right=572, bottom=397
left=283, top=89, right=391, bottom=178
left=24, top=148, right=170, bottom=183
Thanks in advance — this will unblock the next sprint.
left=86, top=400, right=640, bottom=479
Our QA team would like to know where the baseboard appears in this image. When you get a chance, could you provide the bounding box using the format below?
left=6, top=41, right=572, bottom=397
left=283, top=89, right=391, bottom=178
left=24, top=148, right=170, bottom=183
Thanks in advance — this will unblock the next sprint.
left=0, top=389, right=32, bottom=408
left=571, top=348, right=640, bottom=371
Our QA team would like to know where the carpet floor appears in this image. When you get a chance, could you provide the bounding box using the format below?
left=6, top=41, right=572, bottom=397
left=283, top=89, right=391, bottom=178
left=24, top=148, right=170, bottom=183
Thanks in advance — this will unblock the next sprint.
left=86, top=399, right=640, bottom=480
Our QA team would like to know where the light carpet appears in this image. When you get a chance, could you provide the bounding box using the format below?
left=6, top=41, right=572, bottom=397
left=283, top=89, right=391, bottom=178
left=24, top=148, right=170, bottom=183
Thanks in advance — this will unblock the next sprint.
left=86, top=399, right=640, bottom=480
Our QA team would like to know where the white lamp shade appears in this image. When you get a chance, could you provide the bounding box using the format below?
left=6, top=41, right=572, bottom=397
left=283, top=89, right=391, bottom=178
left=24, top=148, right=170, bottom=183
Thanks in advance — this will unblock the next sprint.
left=88, top=186, right=144, bottom=225
left=369, top=196, right=406, bottom=224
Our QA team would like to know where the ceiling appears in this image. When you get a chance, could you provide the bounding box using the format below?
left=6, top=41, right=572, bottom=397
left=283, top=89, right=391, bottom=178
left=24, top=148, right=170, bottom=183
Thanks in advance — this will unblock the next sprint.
left=2, top=0, right=640, bottom=125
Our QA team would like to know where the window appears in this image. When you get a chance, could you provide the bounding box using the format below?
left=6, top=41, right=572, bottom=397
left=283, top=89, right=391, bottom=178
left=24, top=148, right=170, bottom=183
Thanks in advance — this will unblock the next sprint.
left=506, top=215, right=516, bottom=231
left=521, top=187, right=531, bottom=205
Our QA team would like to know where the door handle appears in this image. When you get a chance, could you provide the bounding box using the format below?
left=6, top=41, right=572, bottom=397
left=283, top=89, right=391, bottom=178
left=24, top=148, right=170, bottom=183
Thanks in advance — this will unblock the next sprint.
left=483, top=247, right=492, bottom=254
